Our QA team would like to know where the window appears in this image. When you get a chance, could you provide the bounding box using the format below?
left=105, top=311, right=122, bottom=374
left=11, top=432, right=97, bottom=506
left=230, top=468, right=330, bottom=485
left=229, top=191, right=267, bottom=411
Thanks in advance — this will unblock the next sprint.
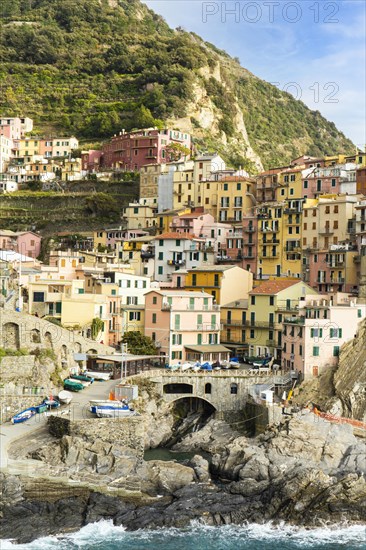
left=281, top=189, right=285, bottom=196
left=174, top=314, right=180, bottom=330
left=152, top=313, right=157, bottom=323
left=331, top=178, right=336, bottom=187
left=330, top=328, right=342, bottom=338
left=129, top=311, right=141, bottom=321
left=358, top=309, right=362, bottom=318
left=333, top=346, right=340, bottom=356
left=269, top=296, right=274, bottom=306
left=172, top=334, right=182, bottom=345
left=237, top=183, right=241, bottom=190
left=251, top=296, right=256, bottom=305
left=176, top=239, right=181, bottom=246
left=197, top=314, right=203, bottom=328
left=230, top=383, right=238, bottom=395
left=310, top=328, right=323, bottom=338
left=223, top=183, right=228, bottom=191
left=152, top=296, right=157, bottom=304
left=192, top=274, right=197, bottom=286
left=158, top=252, right=164, bottom=260
left=250, top=329, right=255, bottom=339
left=33, top=292, right=44, bottom=302
left=334, top=205, right=338, bottom=213
left=127, top=296, right=138, bottom=305
left=304, top=180, right=308, bottom=189
left=333, top=220, right=338, bottom=229
left=158, top=266, right=163, bottom=275
left=304, top=223, right=307, bottom=230
left=312, top=222, right=316, bottom=230
left=290, top=188, right=294, bottom=195
left=214, top=274, right=219, bottom=287
left=159, top=239, right=163, bottom=246
left=205, top=383, right=212, bottom=394
left=313, top=346, right=319, bottom=356
left=197, top=333, right=202, bottom=345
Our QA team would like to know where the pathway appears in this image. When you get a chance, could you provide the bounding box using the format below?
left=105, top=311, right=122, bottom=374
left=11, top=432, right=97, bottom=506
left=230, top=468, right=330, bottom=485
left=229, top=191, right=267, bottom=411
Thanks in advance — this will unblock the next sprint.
left=0, top=379, right=117, bottom=472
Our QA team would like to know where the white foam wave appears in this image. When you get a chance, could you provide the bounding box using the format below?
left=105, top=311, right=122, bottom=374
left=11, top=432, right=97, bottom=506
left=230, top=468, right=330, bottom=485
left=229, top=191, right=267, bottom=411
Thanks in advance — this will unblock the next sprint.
left=1, top=520, right=365, bottom=549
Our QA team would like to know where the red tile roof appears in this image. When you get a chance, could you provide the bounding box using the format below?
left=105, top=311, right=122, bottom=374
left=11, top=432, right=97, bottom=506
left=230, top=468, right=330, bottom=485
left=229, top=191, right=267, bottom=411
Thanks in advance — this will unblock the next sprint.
left=156, top=232, right=194, bottom=240
left=250, top=279, right=299, bottom=295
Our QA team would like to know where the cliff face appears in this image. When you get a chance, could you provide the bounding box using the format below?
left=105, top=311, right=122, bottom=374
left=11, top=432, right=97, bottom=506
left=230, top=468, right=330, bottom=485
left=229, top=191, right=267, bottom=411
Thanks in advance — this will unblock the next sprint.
left=327, top=319, right=366, bottom=422
left=0, top=0, right=355, bottom=169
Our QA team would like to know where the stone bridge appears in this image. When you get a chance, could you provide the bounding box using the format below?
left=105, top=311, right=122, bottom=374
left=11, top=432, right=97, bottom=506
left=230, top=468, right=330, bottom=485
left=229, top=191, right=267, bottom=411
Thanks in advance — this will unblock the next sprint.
left=0, top=310, right=113, bottom=368
left=131, top=370, right=292, bottom=414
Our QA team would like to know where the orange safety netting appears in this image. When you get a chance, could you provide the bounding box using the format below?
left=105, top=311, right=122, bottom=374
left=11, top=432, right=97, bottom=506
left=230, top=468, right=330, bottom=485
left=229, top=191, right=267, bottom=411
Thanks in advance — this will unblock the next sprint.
left=312, top=407, right=366, bottom=431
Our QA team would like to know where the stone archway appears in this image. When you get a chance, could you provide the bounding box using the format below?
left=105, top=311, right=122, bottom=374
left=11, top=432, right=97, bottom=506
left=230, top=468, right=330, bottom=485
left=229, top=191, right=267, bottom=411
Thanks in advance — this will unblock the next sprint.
left=31, top=328, right=41, bottom=344
left=86, top=348, right=98, bottom=354
left=169, top=396, right=216, bottom=414
left=74, top=342, right=82, bottom=353
left=44, top=331, right=53, bottom=349
left=3, top=323, right=20, bottom=350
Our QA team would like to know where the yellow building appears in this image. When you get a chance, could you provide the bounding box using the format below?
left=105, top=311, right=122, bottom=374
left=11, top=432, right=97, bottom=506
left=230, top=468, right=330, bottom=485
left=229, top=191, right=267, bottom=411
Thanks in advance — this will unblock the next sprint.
left=117, top=236, right=155, bottom=277
left=275, top=168, right=303, bottom=202
left=247, top=279, right=317, bottom=360
left=220, top=298, right=248, bottom=357
left=184, top=265, right=253, bottom=305
left=139, top=163, right=164, bottom=198
left=122, top=201, right=157, bottom=230
left=27, top=278, right=83, bottom=318
left=13, top=137, right=40, bottom=161
left=156, top=207, right=191, bottom=234
left=172, top=165, right=194, bottom=210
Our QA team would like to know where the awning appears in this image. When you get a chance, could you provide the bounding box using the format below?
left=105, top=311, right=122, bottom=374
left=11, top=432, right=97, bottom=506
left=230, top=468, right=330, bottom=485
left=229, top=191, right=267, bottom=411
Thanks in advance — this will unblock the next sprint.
left=184, top=345, right=231, bottom=353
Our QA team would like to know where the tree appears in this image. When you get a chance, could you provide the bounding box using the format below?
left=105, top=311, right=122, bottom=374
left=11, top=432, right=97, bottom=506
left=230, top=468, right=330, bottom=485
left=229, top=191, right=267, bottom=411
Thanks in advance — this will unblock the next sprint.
left=122, top=331, right=158, bottom=355
left=165, top=141, right=191, bottom=161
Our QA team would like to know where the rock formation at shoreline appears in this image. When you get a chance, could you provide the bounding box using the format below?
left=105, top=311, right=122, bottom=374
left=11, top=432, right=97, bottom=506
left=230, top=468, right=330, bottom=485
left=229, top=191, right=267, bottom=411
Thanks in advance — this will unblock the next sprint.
left=1, top=410, right=365, bottom=544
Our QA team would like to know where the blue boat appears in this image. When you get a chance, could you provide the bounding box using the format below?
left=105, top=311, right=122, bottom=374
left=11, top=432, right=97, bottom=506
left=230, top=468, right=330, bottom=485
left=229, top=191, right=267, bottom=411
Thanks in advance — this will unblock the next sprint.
left=43, top=399, right=60, bottom=408
left=201, top=362, right=212, bottom=371
left=11, top=407, right=36, bottom=424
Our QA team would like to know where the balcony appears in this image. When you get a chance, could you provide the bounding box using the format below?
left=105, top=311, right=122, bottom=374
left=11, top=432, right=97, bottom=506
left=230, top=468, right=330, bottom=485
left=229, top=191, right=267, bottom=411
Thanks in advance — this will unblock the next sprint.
left=161, top=302, right=172, bottom=311
left=167, top=259, right=185, bottom=266
left=222, top=320, right=246, bottom=327
left=216, top=255, right=242, bottom=263
left=243, top=254, right=255, bottom=259
left=245, top=320, right=278, bottom=329
left=261, top=226, right=279, bottom=233
left=330, top=278, right=345, bottom=284
left=141, top=249, right=155, bottom=259
left=327, top=261, right=344, bottom=268
left=354, top=255, right=361, bottom=263
left=283, top=316, right=305, bottom=325
left=243, top=227, right=255, bottom=233
left=319, top=227, right=334, bottom=235
left=266, top=339, right=276, bottom=346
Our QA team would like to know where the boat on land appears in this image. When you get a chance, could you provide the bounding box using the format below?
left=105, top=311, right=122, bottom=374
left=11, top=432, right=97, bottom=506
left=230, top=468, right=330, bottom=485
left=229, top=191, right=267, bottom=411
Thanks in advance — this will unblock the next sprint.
left=165, top=364, right=180, bottom=372
left=11, top=407, right=36, bottom=424
left=64, top=379, right=84, bottom=392
left=89, top=399, right=128, bottom=413
left=95, top=406, right=136, bottom=418
left=180, top=362, right=193, bottom=372
left=58, top=390, right=73, bottom=404
left=84, top=370, right=111, bottom=381
left=229, top=357, right=240, bottom=369
left=253, top=356, right=274, bottom=369
left=70, top=374, right=94, bottom=383
left=200, top=362, right=212, bottom=372
left=43, top=398, right=60, bottom=409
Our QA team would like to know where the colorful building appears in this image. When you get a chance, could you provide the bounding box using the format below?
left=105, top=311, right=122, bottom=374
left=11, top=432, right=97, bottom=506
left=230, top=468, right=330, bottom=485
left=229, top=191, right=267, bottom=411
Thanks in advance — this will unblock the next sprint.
left=183, top=265, right=253, bottom=305
left=144, top=289, right=228, bottom=364
left=246, top=279, right=317, bottom=360
left=282, top=293, right=366, bottom=379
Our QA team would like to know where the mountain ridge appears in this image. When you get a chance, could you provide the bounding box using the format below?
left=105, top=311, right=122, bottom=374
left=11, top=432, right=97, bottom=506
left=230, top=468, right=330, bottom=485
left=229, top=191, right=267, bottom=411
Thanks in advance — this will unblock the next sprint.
left=0, top=0, right=355, bottom=170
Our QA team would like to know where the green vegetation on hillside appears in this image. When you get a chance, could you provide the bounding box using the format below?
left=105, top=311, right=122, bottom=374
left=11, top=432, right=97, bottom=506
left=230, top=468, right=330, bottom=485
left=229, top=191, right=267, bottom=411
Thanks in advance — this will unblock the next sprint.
left=0, top=0, right=354, bottom=167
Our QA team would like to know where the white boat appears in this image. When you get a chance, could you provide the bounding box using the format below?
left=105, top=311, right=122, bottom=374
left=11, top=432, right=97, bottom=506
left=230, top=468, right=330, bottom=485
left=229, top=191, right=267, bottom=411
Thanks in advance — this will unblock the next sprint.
left=95, top=407, right=135, bottom=418
left=220, top=361, right=231, bottom=369
left=58, top=390, right=73, bottom=405
left=180, top=362, right=192, bottom=371
left=84, top=370, right=111, bottom=381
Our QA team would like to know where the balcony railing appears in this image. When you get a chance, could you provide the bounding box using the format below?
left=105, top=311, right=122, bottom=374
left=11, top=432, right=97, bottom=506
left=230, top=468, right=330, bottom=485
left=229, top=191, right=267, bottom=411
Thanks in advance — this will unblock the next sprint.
left=266, top=339, right=276, bottom=346
left=161, top=302, right=172, bottom=311
left=319, top=227, right=334, bottom=235
left=330, top=278, right=345, bottom=284
left=283, top=316, right=305, bottom=325
left=167, top=259, right=185, bottom=266
left=141, top=250, right=155, bottom=259
left=243, top=227, right=255, bottom=232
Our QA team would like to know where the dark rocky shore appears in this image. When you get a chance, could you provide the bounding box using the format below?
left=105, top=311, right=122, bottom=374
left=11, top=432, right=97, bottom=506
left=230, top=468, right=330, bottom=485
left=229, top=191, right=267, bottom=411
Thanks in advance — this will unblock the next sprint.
left=1, top=411, right=365, bottom=544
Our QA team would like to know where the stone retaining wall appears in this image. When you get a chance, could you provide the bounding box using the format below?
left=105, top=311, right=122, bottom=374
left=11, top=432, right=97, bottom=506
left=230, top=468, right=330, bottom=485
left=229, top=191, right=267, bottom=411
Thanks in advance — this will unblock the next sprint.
left=48, top=416, right=145, bottom=461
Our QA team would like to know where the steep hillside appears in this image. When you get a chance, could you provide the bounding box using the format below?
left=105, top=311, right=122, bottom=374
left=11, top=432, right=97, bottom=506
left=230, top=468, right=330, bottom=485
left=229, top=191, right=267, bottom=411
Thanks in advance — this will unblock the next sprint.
left=0, top=0, right=355, bottom=169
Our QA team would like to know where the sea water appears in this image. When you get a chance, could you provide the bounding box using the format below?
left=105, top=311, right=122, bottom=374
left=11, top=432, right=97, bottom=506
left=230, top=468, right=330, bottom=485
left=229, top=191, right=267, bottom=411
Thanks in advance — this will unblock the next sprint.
left=1, top=520, right=365, bottom=549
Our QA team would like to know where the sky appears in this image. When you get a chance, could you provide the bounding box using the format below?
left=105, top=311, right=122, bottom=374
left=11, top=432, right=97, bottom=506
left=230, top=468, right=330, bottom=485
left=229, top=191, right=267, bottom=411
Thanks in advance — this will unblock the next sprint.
left=144, top=0, right=366, bottom=148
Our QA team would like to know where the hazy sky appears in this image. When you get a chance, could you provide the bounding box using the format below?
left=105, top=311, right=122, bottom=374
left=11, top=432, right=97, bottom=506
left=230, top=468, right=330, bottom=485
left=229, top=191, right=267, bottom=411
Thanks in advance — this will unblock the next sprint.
left=144, top=0, right=365, bottom=148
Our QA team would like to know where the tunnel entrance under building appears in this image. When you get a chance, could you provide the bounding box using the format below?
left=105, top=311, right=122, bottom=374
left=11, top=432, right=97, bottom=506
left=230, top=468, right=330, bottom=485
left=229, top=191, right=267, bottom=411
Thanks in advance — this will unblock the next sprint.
left=165, top=396, right=217, bottom=449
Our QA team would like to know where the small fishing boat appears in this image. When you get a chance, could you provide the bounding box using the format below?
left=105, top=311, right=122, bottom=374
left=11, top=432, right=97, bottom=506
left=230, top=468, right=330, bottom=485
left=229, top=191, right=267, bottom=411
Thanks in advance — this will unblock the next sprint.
left=11, top=407, right=36, bottom=424
left=43, top=398, right=60, bottom=409
left=200, top=362, right=212, bottom=372
left=84, top=370, right=111, bottom=381
left=180, top=362, right=192, bottom=372
left=58, top=390, right=73, bottom=405
left=70, top=374, right=94, bottom=383
left=191, top=363, right=201, bottom=372
left=220, top=360, right=230, bottom=369
left=229, top=357, right=240, bottom=369
left=34, top=403, right=48, bottom=414
left=95, top=406, right=135, bottom=418
left=89, top=399, right=127, bottom=414
left=64, top=379, right=84, bottom=392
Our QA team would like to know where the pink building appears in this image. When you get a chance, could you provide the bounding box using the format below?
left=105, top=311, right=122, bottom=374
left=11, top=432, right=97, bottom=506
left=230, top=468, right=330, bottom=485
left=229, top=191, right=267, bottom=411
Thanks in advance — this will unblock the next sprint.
left=81, top=150, right=103, bottom=172
left=0, top=230, right=41, bottom=258
left=101, top=128, right=191, bottom=171
left=144, top=289, right=228, bottom=365
left=0, top=117, right=33, bottom=140
left=282, top=294, right=366, bottom=380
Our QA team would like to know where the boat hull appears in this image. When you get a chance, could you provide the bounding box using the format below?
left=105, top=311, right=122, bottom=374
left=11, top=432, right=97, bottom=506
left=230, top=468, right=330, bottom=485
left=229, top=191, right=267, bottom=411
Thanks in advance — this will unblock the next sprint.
left=84, top=371, right=111, bottom=381
left=11, top=407, right=36, bottom=424
left=64, top=379, right=84, bottom=392
left=58, top=390, right=73, bottom=404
